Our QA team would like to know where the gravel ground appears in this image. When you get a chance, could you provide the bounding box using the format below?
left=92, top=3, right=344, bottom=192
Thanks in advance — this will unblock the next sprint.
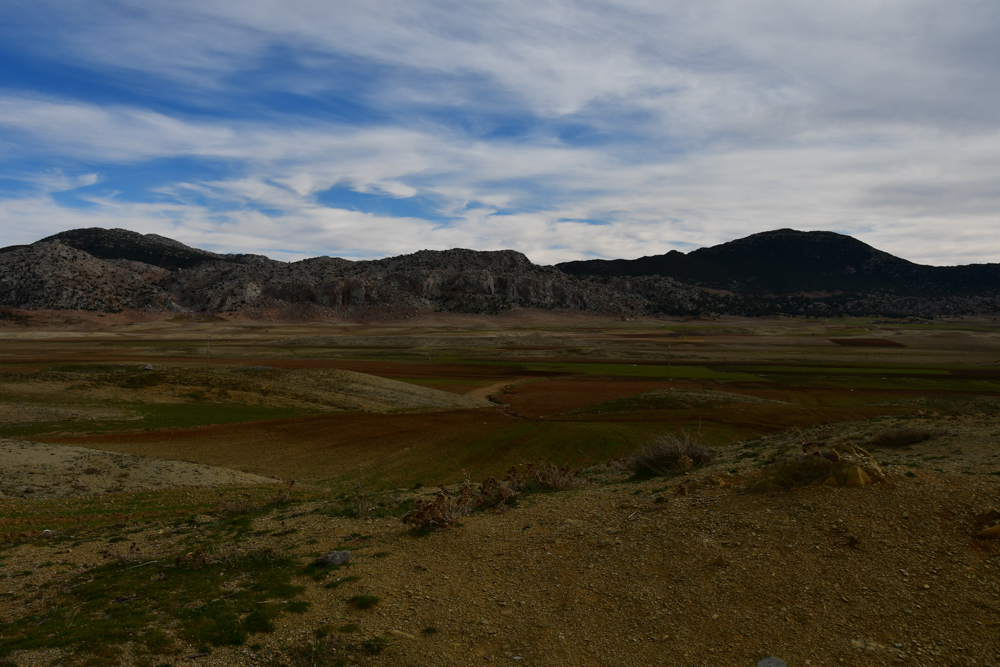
left=2, top=459, right=999, bottom=666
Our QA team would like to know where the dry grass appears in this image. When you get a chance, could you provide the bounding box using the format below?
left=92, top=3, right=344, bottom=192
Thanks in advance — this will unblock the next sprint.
left=626, top=432, right=716, bottom=478
left=401, top=481, right=479, bottom=529
left=402, top=462, right=585, bottom=529
left=865, top=426, right=937, bottom=449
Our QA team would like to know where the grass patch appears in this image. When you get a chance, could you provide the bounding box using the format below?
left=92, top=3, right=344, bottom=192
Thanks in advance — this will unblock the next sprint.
left=484, top=361, right=758, bottom=381
left=347, top=595, right=380, bottom=610
left=866, top=427, right=938, bottom=449
left=0, top=548, right=307, bottom=662
left=324, top=575, right=360, bottom=590
left=261, top=630, right=388, bottom=666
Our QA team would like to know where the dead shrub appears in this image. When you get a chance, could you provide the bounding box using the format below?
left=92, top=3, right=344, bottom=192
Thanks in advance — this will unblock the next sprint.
left=270, top=479, right=295, bottom=505
left=865, top=427, right=937, bottom=449
left=216, top=491, right=259, bottom=516
left=402, top=462, right=585, bottom=529
left=627, top=432, right=716, bottom=479
left=402, top=481, right=479, bottom=529
left=508, top=461, right=584, bottom=493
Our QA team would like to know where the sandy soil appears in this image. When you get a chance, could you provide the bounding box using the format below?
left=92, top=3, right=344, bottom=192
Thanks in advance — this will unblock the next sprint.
left=2, top=458, right=999, bottom=666
left=0, top=439, right=279, bottom=499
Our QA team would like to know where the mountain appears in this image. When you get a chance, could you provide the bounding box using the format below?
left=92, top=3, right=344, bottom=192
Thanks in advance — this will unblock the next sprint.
left=33, top=228, right=262, bottom=270
left=0, top=227, right=997, bottom=318
left=557, top=229, right=1000, bottom=297
left=0, top=231, right=699, bottom=317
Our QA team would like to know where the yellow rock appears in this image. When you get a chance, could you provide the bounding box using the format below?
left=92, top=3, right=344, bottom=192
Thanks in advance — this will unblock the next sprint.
left=844, top=466, right=872, bottom=488
left=977, top=525, right=1000, bottom=539
left=823, top=475, right=840, bottom=487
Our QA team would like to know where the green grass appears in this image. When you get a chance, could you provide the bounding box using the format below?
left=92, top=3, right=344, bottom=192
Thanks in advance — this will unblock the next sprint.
left=333, top=420, right=662, bottom=489
left=738, top=365, right=951, bottom=376
left=0, top=485, right=302, bottom=537
left=0, top=549, right=307, bottom=663
left=347, top=594, right=380, bottom=610
left=0, top=404, right=309, bottom=438
left=482, top=361, right=760, bottom=381
left=573, top=391, right=726, bottom=415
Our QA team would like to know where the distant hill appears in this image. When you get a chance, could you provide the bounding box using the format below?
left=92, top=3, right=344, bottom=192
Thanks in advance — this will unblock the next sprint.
left=0, top=231, right=698, bottom=317
left=32, top=228, right=257, bottom=270
left=0, top=227, right=997, bottom=318
left=557, top=229, right=1000, bottom=297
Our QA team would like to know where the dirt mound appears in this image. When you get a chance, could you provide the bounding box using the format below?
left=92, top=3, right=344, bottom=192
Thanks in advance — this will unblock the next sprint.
left=749, top=442, right=885, bottom=492
left=0, top=439, right=279, bottom=498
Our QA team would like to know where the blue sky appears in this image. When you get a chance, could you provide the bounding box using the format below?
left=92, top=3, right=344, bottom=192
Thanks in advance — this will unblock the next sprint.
left=1, top=1, right=998, bottom=265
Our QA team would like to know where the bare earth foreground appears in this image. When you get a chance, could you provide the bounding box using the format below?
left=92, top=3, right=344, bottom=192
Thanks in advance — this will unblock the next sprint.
left=0, top=311, right=999, bottom=666
left=0, top=439, right=278, bottom=499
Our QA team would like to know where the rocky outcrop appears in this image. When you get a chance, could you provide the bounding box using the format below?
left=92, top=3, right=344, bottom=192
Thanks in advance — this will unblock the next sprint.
left=0, top=241, right=172, bottom=312
left=2, top=227, right=997, bottom=318
left=0, top=234, right=701, bottom=316
left=748, top=442, right=885, bottom=493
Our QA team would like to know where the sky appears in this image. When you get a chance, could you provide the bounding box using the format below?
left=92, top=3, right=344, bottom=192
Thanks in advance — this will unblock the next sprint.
left=0, top=1, right=998, bottom=265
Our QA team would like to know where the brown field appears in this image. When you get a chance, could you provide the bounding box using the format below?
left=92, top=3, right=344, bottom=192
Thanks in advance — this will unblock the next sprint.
left=2, top=310, right=1000, bottom=666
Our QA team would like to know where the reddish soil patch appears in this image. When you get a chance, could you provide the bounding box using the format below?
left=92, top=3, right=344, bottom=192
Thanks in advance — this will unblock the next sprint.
left=497, top=377, right=676, bottom=418
left=45, top=408, right=514, bottom=485
left=830, top=338, right=906, bottom=348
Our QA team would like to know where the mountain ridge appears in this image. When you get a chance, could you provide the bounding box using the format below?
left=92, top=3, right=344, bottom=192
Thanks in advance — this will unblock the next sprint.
left=1, top=227, right=997, bottom=318
left=557, top=229, right=1000, bottom=297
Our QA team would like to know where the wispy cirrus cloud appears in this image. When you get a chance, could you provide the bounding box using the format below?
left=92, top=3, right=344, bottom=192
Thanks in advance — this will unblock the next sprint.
left=0, top=1, right=998, bottom=265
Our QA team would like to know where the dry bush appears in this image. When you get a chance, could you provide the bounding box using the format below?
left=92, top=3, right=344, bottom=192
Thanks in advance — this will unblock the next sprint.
left=479, top=475, right=520, bottom=507
left=403, top=462, right=586, bottom=529
left=865, top=427, right=937, bottom=449
left=627, top=432, right=716, bottom=478
left=270, top=479, right=295, bottom=505
left=402, top=482, right=478, bottom=529
left=508, top=461, right=584, bottom=493
left=216, top=491, right=259, bottom=516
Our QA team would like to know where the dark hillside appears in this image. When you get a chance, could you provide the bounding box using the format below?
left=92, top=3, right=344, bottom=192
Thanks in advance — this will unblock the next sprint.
left=33, top=228, right=240, bottom=270
left=557, top=229, right=1000, bottom=296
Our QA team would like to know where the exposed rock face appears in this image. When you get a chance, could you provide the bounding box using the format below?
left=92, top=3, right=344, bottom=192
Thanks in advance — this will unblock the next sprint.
left=2, top=227, right=997, bottom=318
left=0, top=233, right=700, bottom=316
left=0, top=241, right=171, bottom=312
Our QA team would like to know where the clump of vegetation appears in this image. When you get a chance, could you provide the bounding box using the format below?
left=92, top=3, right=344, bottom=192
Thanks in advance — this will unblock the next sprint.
left=265, top=630, right=387, bottom=667
left=865, top=427, right=937, bottom=449
left=0, top=548, right=307, bottom=663
left=216, top=481, right=298, bottom=517
left=347, top=594, right=381, bottom=610
left=626, top=432, right=716, bottom=479
left=402, top=481, right=480, bottom=529
left=402, top=462, right=585, bottom=530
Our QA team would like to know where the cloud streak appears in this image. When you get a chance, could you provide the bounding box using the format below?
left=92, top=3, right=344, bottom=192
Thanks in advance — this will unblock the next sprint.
left=0, top=1, right=998, bottom=265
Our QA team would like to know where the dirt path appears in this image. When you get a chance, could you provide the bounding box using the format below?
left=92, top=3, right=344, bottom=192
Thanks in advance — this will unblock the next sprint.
left=466, top=377, right=535, bottom=401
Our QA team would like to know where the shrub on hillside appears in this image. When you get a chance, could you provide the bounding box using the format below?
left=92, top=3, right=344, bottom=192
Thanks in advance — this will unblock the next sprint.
left=401, top=462, right=585, bottom=530
left=865, top=427, right=937, bottom=449
left=626, top=432, right=716, bottom=479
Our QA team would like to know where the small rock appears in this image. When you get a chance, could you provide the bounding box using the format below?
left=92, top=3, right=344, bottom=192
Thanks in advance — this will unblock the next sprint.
left=312, top=550, right=351, bottom=567
left=387, top=629, right=416, bottom=640
left=23, top=487, right=35, bottom=494
left=758, top=657, right=787, bottom=667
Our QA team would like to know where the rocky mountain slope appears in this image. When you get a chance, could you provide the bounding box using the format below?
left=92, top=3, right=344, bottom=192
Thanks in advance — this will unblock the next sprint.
left=0, top=228, right=699, bottom=317
left=1, top=227, right=998, bottom=318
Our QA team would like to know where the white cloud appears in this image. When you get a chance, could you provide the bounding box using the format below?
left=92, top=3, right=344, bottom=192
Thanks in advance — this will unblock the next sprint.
left=1, top=1, right=999, bottom=265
